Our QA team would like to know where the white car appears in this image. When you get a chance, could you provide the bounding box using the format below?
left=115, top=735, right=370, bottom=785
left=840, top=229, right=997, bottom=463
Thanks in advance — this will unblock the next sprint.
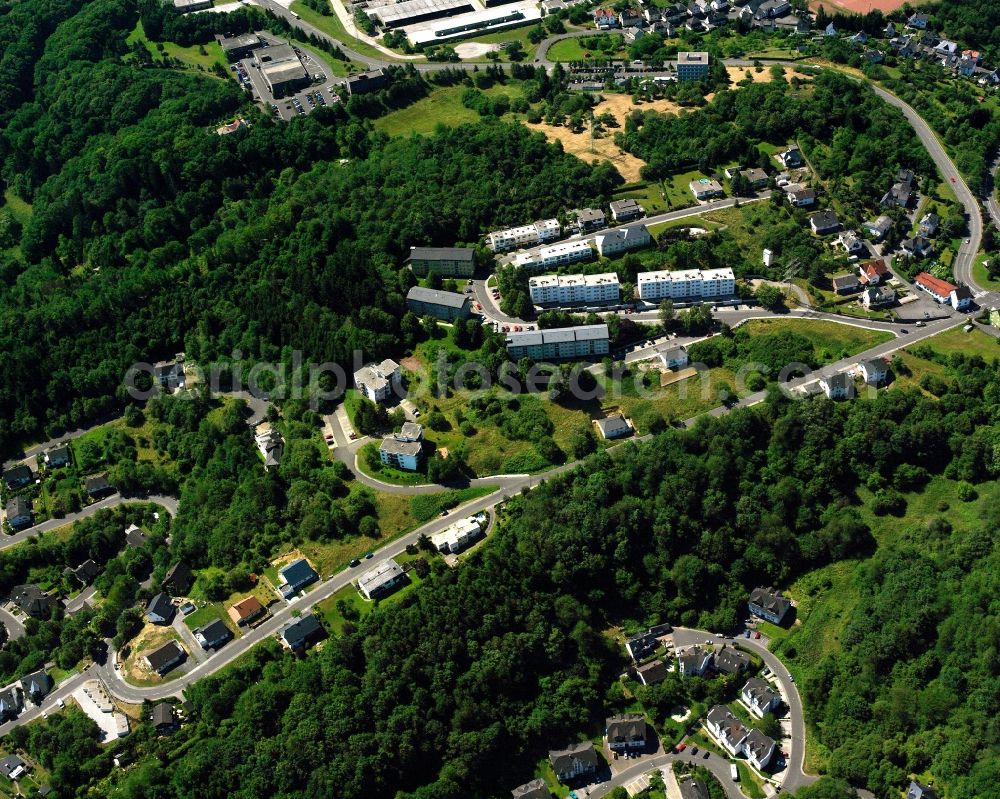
left=56, top=698, right=65, bottom=709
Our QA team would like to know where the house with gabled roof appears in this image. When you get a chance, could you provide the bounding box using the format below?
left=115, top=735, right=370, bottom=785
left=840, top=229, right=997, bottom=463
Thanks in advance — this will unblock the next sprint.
left=742, top=677, right=781, bottom=717
left=2, top=464, right=32, bottom=489
left=548, top=741, right=599, bottom=782
left=0, top=687, right=22, bottom=722
left=749, top=587, right=791, bottom=624
left=10, top=585, right=57, bottom=619
left=228, top=595, right=266, bottom=627
left=819, top=372, right=854, bottom=400
left=5, top=496, right=33, bottom=530
left=858, top=259, right=890, bottom=286
left=143, top=640, right=185, bottom=675
left=636, top=659, right=667, bottom=685
left=606, top=714, right=647, bottom=752
left=678, top=645, right=712, bottom=677
left=714, top=645, right=750, bottom=675
left=146, top=593, right=176, bottom=625
left=20, top=669, right=52, bottom=704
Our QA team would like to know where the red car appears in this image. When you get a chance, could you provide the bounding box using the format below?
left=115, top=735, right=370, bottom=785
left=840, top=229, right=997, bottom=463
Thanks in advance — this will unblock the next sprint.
left=754, top=631, right=761, bottom=639
left=676, top=743, right=686, bottom=752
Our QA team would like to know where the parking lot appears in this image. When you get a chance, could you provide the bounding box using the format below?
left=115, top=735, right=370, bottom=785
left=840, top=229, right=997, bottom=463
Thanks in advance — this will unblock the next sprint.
left=230, top=34, right=344, bottom=121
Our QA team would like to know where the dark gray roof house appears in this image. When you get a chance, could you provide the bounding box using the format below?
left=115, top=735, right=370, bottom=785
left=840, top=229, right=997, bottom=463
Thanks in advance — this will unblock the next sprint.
left=144, top=640, right=185, bottom=675
left=152, top=702, right=178, bottom=733
left=71, top=559, right=100, bottom=585
left=636, top=659, right=667, bottom=685
left=125, top=524, right=148, bottom=548
left=749, top=586, right=792, bottom=624
left=809, top=209, right=841, bottom=234
left=20, top=669, right=52, bottom=703
left=84, top=473, right=112, bottom=497
left=44, top=444, right=70, bottom=467
left=0, top=754, right=27, bottom=780
left=280, top=613, right=324, bottom=650
left=2, top=464, right=32, bottom=488
left=5, top=496, right=33, bottom=529
left=548, top=741, right=599, bottom=781
left=194, top=619, right=232, bottom=651
left=0, top=687, right=23, bottom=721
left=713, top=646, right=750, bottom=674
left=606, top=714, right=647, bottom=750
left=145, top=593, right=176, bottom=625
left=10, top=585, right=57, bottom=619
left=279, top=558, right=318, bottom=594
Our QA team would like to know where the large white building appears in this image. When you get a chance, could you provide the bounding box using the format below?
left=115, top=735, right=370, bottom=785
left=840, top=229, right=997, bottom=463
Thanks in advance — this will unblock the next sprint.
left=528, top=272, right=620, bottom=306
left=595, top=224, right=652, bottom=257
left=430, top=516, right=483, bottom=554
left=354, top=359, right=401, bottom=403
left=487, top=219, right=561, bottom=252
left=506, top=324, right=609, bottom=361
left=637, top=267, right=735, bottom=301
left=513, top=240, right=594, bottom=271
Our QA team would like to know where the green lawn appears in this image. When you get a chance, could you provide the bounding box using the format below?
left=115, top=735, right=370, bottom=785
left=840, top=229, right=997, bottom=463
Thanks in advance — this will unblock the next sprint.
left=737, top=318, right=895, bottom=362
left=374, top=83, right=525, bottom=137
left=972, top=253, right=1000, bottom=292
left=182, top=604, right=240, bottom=637
left=2, top=189, right=32, bottom=225
left=665, top=170, right=719, bottom=210
left=453, top=25, right=539, bottom=61
left=546, top=38, right=595, bottom=62
left=614, top=182, right=669, bottom=215
left=126, top=22, right=226, bottom=73
left=600, top=366, right=739, bottom=431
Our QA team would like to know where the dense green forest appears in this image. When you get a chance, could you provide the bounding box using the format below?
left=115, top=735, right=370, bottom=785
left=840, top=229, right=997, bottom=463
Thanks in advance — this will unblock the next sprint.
left=0, top=0, right=619, bottom=457
left=616, top=72, right=933, bottom=209
left=11, top=355, right=999, bottom=798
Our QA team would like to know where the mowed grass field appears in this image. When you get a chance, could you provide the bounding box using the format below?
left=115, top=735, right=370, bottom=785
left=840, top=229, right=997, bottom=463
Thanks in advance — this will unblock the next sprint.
left=374, top=83, right=525, bottom=137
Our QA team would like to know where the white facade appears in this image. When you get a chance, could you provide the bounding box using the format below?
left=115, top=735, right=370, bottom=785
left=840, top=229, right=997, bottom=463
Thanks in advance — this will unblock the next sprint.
left=528, top=272, right=620, bottom=305
left=595, top=224, right=652, bottom=257
left=506, top=324, right=609, bottom=361
left=637, top=267, right=735, bottom=301
left=354, top=359, right=401, bottom=403
left=430, top=516, right=483, bottom=554
left=486, top=219, right=560, bottom=252
left=514, top=240, right=594, bottom=271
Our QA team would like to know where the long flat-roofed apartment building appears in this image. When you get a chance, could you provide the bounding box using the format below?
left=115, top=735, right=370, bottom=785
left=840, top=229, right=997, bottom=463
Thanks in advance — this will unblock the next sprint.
left=407, top=246, right=475, bottom=277
left=637, top=267, right=735, bottom=301
left=506, top=324, right=609, bottom=361
left=528, top=273, right=620, bottom=305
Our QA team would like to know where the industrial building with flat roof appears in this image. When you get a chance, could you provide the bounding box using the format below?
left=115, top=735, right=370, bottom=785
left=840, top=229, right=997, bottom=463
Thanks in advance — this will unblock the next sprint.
left=253, top=43, right=309, bottom=97
left=506, top=324, right=609, bottom=361
left=406, top=286, right=471, bottom=320
left=345, top=68, right=389, bottom=95
left=219, top=33, right=261, bottom=60
left=368, top=0, right=474, bottom=28
left=173, top=0, right=212, bottom=12
left=637, top=267, right=735, bottom=301
left=528, top=272, right=620, bottom=306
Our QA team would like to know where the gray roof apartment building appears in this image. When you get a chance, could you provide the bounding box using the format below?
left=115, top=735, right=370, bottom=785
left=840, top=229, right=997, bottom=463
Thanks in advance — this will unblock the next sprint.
left=406, top=286, right=471, bottom=321
left=506, top=324, right=609, bottom=361
left=407, top=246, right=476, bottom=277
left=358, top=558, right=405, bottom=600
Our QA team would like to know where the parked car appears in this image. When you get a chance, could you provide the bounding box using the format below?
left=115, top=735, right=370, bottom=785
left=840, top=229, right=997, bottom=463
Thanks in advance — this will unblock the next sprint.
left=364, top=551, right=374, bottom=559
left=349, top=559, right=360, bottom=567
left=690, top=747, right=699, bottom=755
left=754, top=631, right=761, bottom=639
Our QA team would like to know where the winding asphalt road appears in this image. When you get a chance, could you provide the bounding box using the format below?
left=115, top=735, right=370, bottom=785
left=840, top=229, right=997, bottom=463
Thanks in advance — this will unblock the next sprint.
left=0, top=494, right=178, bottom=552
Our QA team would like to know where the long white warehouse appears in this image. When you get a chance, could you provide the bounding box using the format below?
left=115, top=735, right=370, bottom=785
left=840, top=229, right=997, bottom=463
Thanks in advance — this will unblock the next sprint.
left=637, top=267, right=736, bottom=301
left=528, top=272, right=620, bottom=305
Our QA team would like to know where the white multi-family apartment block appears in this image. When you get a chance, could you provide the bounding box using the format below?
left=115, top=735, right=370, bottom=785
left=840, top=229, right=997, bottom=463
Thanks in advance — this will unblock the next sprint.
left=528, top=272, right=620, bottom=305
left=595, top=224, right=652, bottom=257
left=513, top=240, right=594, bottom=271
left=487, top=219, right=561, bottom=252
left=637, top=267, right=735, bottom=301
